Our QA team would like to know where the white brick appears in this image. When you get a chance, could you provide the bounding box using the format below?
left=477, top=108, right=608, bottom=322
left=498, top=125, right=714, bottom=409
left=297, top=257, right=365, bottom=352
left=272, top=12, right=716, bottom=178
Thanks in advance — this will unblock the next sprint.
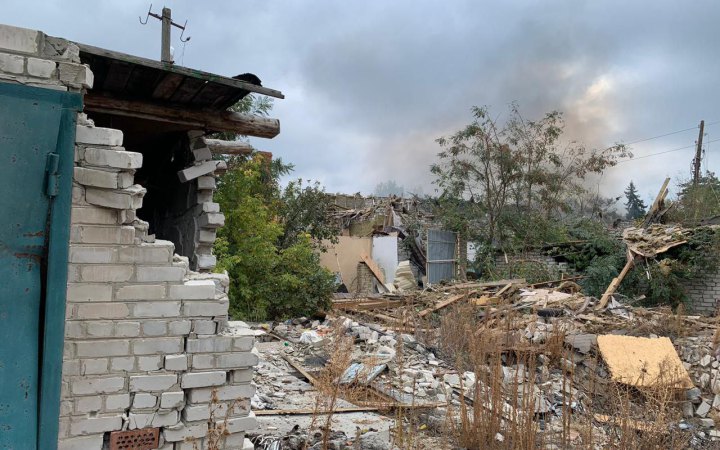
left=132, top=337, right=184, bottom=355
left=74, top=166, right=123, bottom=189
left=231, top=369, right=254, bottom=384
left=225, top=412, right=257, bottom=433
left=129, top=374, right=177, bottom=392
left=198, top=212, right=225, bottom=228
left=115, top=321, right=141, bottom=337
left=193, top=146, right=212, bottom=161
left=178, top=160, right=218, bottom=182
left=160, top=391, right=184, bottom=408
left=75, top=396, right=102, bottom=413
left=165, top=354, right=188, bottom=371
left=83, top=147, right=142, bottom=169
left=0, top=52, right=24, bottom=74
left=71, top=376, right=125, bottom=395
left=76, top=126, right=123, bottom=146
left=115, top=284, right=166, bottom=300
left=26, top=57, right=55, bottom=78
left=76, top=340, right=129, bottom=357
left=216, top=352, right=259, bottom=369
left=200, top=202, right=220, bottom=213
left=169, top=280, right=216, bottom=300
left=80, top=358, right=108, bottom=375
left=76, top=302, right=129, bottom=319
left=0, top=25, right=40, bottom=54
left=71, top=206, right=119, bottom=225
left=69, top=246, right=116, bottom=263
left=105, top=393, right=131, bottom=411
left=197, top=176, right=216, bottom=190
left=193, top=320, right=217, bottom=335
left=127, top=413, right=153, bottom=429
left=135, top=266, right=186, bottom=282
left=64, top=321, right=84, bottom=338
left=186, top=336, right=233, bottom=353
left=187, top=384, right=256, bottom=403
left=138, top=355, right=163, bottom=371
left=58, top=62, right=93, bottom=88
left=233, top=337, right=255, bottom=352
left=70, top=225, right=134, bottom=244
left=169, top=320, right=191, bottom=335
left=85, top=185, right=145, bottom=210
left=119, top=244, right=173, bottom=263
left=190, top=354, right=215, bottom=369
left=183, top=299, right=229, bottom=317
left=182, top=404, right=211, bottom=422
left=142, top=321, right=167, bottom=336
left=153, top=410, right=179, bottom=427
left=79, top=265, right=133, bottom=283
left=132, top=393, right=157, bottom=409
left=110, top=357, right=135, bottom=372
left=69, top=415, right=122, bottom=437
left=133, top=301, right=181, bottom=318
left=67, top=283, right=112, bottom=302
left=197, top=254, right=217, bottom=270
left=181, top=371, right=227, bottom=388
left=198, top=229, right=217, bottom=243
left=58, top=435, right=104, bottom=450
left=86, top=321, right=114, bottom=338
left=163, top=422, right=207, bottom=442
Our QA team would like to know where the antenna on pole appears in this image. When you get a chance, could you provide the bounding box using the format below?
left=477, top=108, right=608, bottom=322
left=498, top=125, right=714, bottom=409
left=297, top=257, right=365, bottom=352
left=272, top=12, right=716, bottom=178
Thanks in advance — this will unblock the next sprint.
left=139, top=4, right=191, bottom=64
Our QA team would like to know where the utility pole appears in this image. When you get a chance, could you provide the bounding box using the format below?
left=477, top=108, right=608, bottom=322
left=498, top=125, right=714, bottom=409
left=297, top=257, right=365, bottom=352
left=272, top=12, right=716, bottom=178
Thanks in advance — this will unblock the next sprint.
left=693, top=119, right=705, bottom=186
left=140, top=5, right=191, bottom=64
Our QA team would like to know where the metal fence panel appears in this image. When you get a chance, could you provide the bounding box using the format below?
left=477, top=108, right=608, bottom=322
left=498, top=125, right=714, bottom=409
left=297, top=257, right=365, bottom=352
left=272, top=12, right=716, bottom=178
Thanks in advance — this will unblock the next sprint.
left=427, top=229, right=457, bottom=284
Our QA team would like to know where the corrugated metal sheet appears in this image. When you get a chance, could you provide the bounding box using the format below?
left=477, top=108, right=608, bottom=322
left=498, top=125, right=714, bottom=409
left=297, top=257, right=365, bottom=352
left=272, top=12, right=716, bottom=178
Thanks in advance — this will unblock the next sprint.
left=426, top=229, right=457, bottom=284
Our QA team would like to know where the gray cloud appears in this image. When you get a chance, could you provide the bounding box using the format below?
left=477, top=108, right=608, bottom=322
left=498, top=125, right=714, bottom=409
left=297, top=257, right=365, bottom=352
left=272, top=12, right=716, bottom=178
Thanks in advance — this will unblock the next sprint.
left=4, top=0, right=720, bottom=203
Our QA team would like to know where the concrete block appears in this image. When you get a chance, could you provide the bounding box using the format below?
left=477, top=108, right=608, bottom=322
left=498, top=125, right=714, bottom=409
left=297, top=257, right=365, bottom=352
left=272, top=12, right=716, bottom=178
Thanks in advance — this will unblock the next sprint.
left=198, top=212, right=225, bottom=228
left=225, top=412, right=257, bottom=433
left=233, top=337, right=255, bottom=352
left=169, top=280, right=216, bottom=300
left=132, top=393, right=157, bottom=409
left=197, top=176, right=216, bottom=190
left=165, top=354, right=188, bottom=371
left=71, top=206, right=119, bottom=225
left=76, top=302, right=129, bottom=319
left=186, top=336, right=233, bottom=353
left=183, top=299, right=229, bottom=317
left=181, top=371, right=227, bottom=388
left=187, top=384, right=256, bottom=403
left=0, top=52, right=24, bottom=74
left=79, top=264, right=133, bottom=282
left=76, top=340, right=129, bottom=357
left=193, top=320, right=217, bottom=335
left=110, top=356, right=135, bottom=372
left=71, top=376, right=125, bottom=395
left=74, top=166, right=123, bottom=189
left=129, top=374, right=177, bottom=392
left=135, top=266, right=186, bottom=282
left=216, top=352, right=259, bottom=369
left=160, top=391, right=184, bottom=409
left=0, top=24, right=40, bottom=54
left=69, top=246, right=116, bottom=264
left=85, top=185, right=145, bottom=210
left=58, top=435, right=104, bottom=450
left=83, top=147, right=141, bottom=169
left=142, top=320, right=167, bottom=337
left=231, top=369, right=254, bottom=384
left=138, top=355, right=163, bottom=371
left=67, top=283, right=112, bottom=302
left=133, top=301, right=181, bottom=318
left=169, top=320, right=192, bottom=335
left=132, top=337, right=184, bottom=355
left=178, top=160, right=218, bottom=182
left=26, top=56, right=55, bottom=78
left=115, top=284, right=166, bottom=300
left=70, top=224, right=134, bottom=244
left=105, top=393, right=131, bottom=411
left=163, top=421, right=208, bottom=442
left=76, top=126, right=123, bottom=146
left=190, top=354, right=215, bottom=369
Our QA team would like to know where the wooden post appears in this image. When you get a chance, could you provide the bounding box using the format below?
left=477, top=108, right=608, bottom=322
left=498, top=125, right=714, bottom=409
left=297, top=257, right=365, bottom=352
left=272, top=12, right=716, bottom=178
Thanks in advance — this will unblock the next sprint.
left=161, top=7, right=172, bottom=63
left=597, top=251, right=635, bottom=309
left=693, top=120, right=705, bottom=186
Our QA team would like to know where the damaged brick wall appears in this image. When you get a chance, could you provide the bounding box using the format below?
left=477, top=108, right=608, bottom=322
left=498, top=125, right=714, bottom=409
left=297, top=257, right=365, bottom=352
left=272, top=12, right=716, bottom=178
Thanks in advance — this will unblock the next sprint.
left=684, top=270, right=720, bottom=314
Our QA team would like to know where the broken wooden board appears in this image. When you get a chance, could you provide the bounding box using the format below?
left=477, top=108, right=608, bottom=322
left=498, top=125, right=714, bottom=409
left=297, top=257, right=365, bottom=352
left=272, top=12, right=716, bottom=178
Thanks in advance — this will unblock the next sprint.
left=598, top=250, right=635, bottom=309
left=472, top=296, right=500, bottom=306
left=418, top=291, right=476, bottom=318
left=596, top=335, right=693, bottom=389
left=360, top=251, right=386, bottom=285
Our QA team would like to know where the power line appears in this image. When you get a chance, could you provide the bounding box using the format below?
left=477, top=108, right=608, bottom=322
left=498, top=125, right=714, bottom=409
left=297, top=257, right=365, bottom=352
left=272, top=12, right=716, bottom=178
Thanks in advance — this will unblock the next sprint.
left=609, top=120, right=719, bottom=148
left=615, top=138, right=720, bottom=164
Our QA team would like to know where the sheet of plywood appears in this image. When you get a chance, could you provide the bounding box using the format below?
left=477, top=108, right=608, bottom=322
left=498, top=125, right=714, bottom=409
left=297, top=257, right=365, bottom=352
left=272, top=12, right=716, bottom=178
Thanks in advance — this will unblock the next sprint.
left=597, top=335, right=693, bottom=388
left=319, top=236, right=372, bottom=291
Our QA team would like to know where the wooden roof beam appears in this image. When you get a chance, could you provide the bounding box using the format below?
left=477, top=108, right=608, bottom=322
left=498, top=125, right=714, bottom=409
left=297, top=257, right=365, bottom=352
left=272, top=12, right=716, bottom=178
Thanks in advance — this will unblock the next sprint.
left=83, top=93, right=280, bottom=139
left=205, top=139, right=255, bottom=155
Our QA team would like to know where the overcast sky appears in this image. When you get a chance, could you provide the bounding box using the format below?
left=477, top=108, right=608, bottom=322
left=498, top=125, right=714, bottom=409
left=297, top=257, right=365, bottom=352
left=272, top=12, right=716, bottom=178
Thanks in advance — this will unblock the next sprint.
left=5, top=1, right=720, bottom=203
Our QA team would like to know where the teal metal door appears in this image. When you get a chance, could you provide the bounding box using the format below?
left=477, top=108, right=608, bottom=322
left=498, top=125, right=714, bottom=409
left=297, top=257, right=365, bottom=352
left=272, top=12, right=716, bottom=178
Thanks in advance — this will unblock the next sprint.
left=0, top=83, right=81, bottom=450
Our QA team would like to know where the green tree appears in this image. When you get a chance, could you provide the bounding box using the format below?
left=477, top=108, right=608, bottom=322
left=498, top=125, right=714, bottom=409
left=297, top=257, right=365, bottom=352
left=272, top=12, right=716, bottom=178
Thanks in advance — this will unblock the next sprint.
left=278, top=179, right=339, bottom=250
left=623, top=181, right=647, bottom=219
left=214, top=156, right=336, bottom=321
left=373, top=180, right=405, bottom=197
left=671, top=172, right=720, bottom=223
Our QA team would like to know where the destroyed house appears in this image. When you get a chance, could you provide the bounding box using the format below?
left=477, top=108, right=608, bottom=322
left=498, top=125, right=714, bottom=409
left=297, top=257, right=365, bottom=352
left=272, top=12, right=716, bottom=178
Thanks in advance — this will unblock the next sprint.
left=0, top=23, right=282, bottom=450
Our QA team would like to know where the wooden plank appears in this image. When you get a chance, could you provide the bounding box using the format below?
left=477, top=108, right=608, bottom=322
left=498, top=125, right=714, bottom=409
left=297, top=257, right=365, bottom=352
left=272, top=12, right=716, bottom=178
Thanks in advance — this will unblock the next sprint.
left=495, top=283, right=513, bottom=297
left=597, top=251, right=635, bottom=309
left=79, top=43, right=285, bottom=99
left=641, top=177, right=671, bottom=227
left=83, top=93, right=280, bottom=138
left=281, top=354, right=318, bottom=385
left=418, top=291, right=475, bottom=318
left=205, top=139, right=255, bottom=155
left=446, top=279, right=525, bottom=290
left=255, top=402, right=446, bottom=416
left=360, top=252, right=386, bottom=284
